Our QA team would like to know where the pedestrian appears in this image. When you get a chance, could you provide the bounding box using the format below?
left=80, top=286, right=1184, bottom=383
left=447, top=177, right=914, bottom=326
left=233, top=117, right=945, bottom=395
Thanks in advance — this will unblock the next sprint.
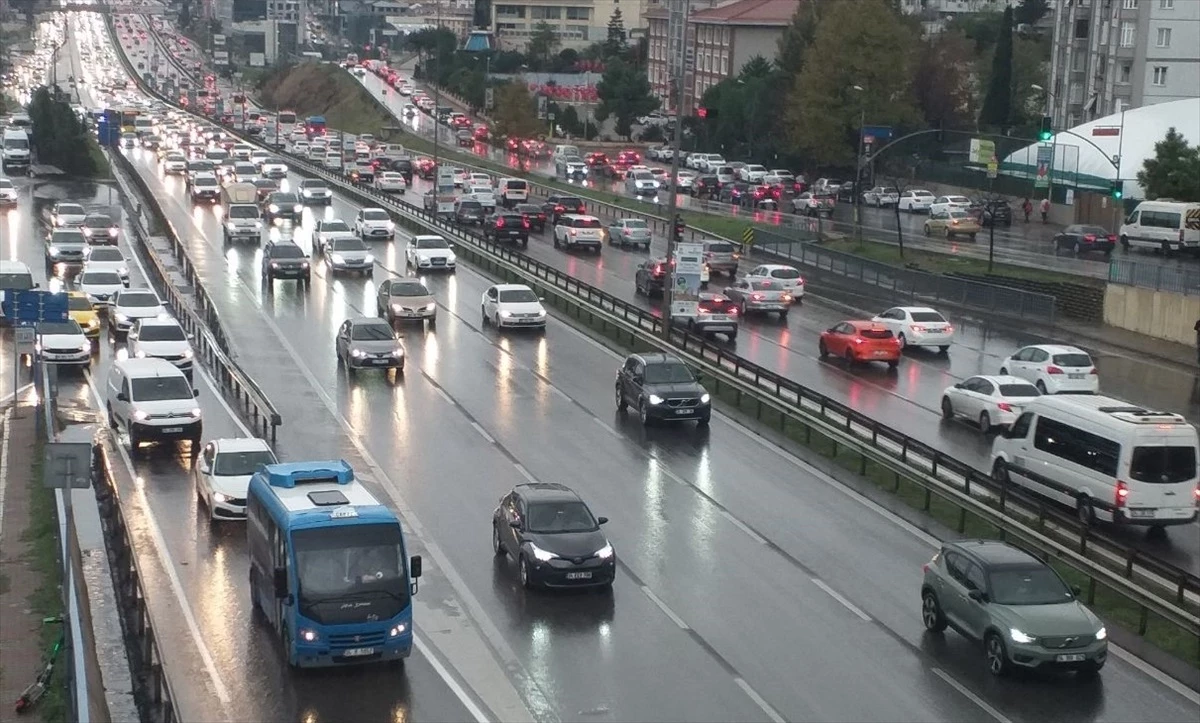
left=1194, top=318, right=1200, bottom=366
left=1022, top=197, right=1033, bottom=223
left=1040, top=197, right=1050, bottom=224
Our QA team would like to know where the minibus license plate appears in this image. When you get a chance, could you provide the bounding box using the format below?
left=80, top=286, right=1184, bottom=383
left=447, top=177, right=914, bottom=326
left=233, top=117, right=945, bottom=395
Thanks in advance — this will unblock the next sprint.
left=1056, top=654, right=1086, bottom=663
left=162, top=427, right=183, bottom=434
left=566, top=572, right=592, bottom=580
left=1130, top=509, right=1156, bottom=518
left=343, top=647, right=375, bottom=657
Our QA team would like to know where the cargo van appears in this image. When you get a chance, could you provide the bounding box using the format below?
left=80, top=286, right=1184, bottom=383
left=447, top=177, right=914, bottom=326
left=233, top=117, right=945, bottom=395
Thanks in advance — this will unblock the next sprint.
left=106, top=358, right=202, bottom=452
left=2, top=128, right=32, bottom=172
left=498, top=177, right=528, bottom=207
left=0, top=260, right=38, bottom=325
left=991, top=395, right=1199, bottom=533
left=1118, top=200, right=1200, bottom=254
left=221, top=182, right=263, bottom=244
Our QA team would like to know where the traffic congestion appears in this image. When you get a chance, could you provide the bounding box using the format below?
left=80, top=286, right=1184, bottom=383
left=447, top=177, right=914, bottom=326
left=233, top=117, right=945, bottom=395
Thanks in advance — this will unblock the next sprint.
left=1, top=6, right=1198, bottom=723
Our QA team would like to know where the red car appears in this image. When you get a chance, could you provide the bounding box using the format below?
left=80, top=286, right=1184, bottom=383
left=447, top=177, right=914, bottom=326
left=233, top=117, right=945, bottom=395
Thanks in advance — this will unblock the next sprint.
left=616, top=150, right=640, bottom=166
left=819, top=321, right=901, bottom=369
left=473, top=125, right=490, bottom=141
left=585, top=152, right=609, bottom=167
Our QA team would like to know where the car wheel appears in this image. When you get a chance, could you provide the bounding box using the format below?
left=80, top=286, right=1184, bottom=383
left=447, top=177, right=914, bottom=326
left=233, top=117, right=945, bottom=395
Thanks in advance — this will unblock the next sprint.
left=519, top=555, right=534, bottom=589
left=940, top=396, right=954, bottom=420
left=938, top=345, right=949, bottom=354
left=978, top=411, right=991, bottom=434
left=1076, top=496, right=1097, bottom=526
left=106, top=404, right=117, bottom=429
left=615, top=385, right=626, bottom=412
left=844, top=348, right=854, bottom=365
left=897, top=333, right=907, bottom=349
left=1036, top=380, right=1048, bottom=394
left=985, top=633, right=1010, bottom=677
left=492, top=523, right=505, bottom=557
left=739, top=301, right=747, bottom=317
left=999, top=367, right=1008, bottom=375
left=992, top=459, right=1010, bottom=484
left=923, top=224, right=931, bottom=236
left=128, top=427, right=140, bottom=453
left=1073, top=241, right=1081, bottom=255
left=481, top=306, right=488, bottom=325
left=638, top=400, right=649, bottom=426
left=921, top=590, right=948, bottom=632
left=697, top=414, right=710, bottom=427
left=818, top=341, right=828, bottom=358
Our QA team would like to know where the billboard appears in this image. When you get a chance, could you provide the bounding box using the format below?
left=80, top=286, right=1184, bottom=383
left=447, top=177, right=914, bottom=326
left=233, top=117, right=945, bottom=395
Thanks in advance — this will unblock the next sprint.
left=214, top=50, right=230, bottom=66
left=249, top=52, right=266, bottom=67
left=969, top=138, right=996, bottom=165
left=671, top=242, right=704, bottom=317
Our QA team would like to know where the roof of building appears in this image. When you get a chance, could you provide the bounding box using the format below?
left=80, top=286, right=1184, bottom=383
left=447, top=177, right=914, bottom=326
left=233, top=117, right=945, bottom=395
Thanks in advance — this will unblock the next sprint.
left=691, top=0, right=800, bottom=26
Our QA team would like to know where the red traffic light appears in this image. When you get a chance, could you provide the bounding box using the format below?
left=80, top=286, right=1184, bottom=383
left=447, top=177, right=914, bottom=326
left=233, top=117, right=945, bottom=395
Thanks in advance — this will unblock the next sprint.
left=697, top=107, right=707, bottom=119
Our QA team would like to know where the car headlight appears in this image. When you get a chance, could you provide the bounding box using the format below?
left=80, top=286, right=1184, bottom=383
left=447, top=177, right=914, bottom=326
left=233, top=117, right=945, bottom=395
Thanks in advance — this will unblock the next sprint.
left=134, top=349, right=147, bottom=358
left=298, top=628, right=318, bottom=643
left=212, top=492, right=230, bottom=503
left=1009, top=628, right=1037, bottom=644
left=82, top=227, right=93, bottom=236
left=1095, top=627, right=1107, bottom=641
left=254, top=221, right=263, bottom=229
left=109, top=227, right=118, bottom=237
left=86, top=318, right=99, bottom=329
left=596, top=542, right=614, bottom=559
left=114, top=313, right=129, bottom=322
left=132, top=410, right=149, bottom=421
left=183, top=349, right=193, bottom=359
left=190, top=407, right=201, bottom=418
left=386, top=221, right=395, bottom=230
left=446, top=253, right=456, bottom=263
left=302, top=189, right=312, bottom=195
left=700, top=393, right=711, bottom=404
left=363, top=254, right=375, bottom=264
left=118, top=266, right=129, bottom=277
left=392, top=348, right=404, bottom=357
left=301, top=262, right=309, bottom=269
left=529, top=543, right=557, bottom=562
left=499, top=310, right=513, bottom=318
left=330, top=253, right=345, bottom=264
left=648, top=394, right=664, bottom=405
left=351, top=348, right=365, bottom=357
left=48, top=245, right=60, bottom=255
left=268, top=204, right=278, bottom=212
left=389, top=623, right=407, bottom=637
left=293, top=205, right=303, bottom=213
left=425, top=302, right=436, bottom=311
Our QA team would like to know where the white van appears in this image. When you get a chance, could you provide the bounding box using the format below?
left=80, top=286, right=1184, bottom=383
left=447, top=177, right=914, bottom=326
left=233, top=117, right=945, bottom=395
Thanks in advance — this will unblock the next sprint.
left=1118, top=200, right=1200, bottom=253
left=991, top=395, right=1198, bottom=533
left=552, top=144, right=580, bottom=161
left=498, top=177, right=528, bottom=206
left=0, top=260, right=37, bottom=325
left=2, top=128, right=32, bottom=172
left=106, top=358, right=203, bottom=452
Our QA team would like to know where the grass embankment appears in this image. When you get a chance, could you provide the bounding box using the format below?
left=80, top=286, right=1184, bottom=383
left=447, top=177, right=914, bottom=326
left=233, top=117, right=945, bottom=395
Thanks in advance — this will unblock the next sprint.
left=258, top=62, right=393, bottom=138
left=819, top=238, right=1101, bottom=287
left=24, top=442, right=67, bottom=722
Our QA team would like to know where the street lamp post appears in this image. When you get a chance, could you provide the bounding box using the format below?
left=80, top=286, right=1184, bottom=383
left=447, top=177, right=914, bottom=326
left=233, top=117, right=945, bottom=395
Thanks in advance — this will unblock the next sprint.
left=851, top=85, right=865, bottom=243
left=432, top=0, right=443, bottom=174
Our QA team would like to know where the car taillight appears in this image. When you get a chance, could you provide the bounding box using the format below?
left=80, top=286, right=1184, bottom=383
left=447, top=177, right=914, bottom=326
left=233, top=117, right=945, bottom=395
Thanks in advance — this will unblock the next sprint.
left=576, top=206, right=586, bottom=213
left=1194, top=486, right=1200, bottom=506
left=1089, top=368, right=1098, bottom=375
left=910, top=325, right=925, bottom=333
left=538, top=213, right=546, bottom=220
left=996, top=402, right=1013, bottom=412
left=751, top=293, right=764, bottom=301
left=522, top=219, right=530, bottom=229
left=654, top=265, right=663, bottom=274
left=921, top=563, right=930, bottom=574
left=569, top=229, right=577, bottom=236
left=554, top=205, right=564, bottom=212
left=496, top=218, right=505, bottom=228
left=1115, top=481, right=1129, bottom=507
left=1107, top=235, right=1117, bottom=243
left=1084, top=234, right=1096, bottom=242
left=944, top=324, right=953, bottom=332
left=1046, top=365, right=1064, bottom=374
left=781, top=294, right=792, bottom=302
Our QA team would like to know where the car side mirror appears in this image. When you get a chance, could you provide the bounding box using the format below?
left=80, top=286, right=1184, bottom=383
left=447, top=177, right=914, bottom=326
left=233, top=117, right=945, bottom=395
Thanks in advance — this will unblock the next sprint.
left=33, top=282, right=40, bottom=289
left=1072, top=585, right=1081, bottom=596
left=193, top=389, right=200, bottom=397
left=508, top=519, right=522, bottom=529
left=272, top=566, right=288, bottom=598
left=187, top=333, right=194, bottom=341
left=968, top=589, right=987, bottom=603
left=632, top=375, right=643, bottom=385
left=409, top=555, right=422, bottom=578
left=116, top=392, right=128, bottom=402
left=954, top=383, right=963, bottom=389
left=538, top=296, right=545, bottom=302
left=597, top=516, right=609, bottom=525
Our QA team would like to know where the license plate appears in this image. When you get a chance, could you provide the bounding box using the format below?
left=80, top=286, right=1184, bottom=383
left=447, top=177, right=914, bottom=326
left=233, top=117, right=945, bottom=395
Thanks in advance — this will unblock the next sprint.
left=1129, top=509, right=1156, bottom=518
left=371, top=358, right=391, bottom=365
left=926, top=329, right=942, bottom=334
left=674, top=408, right=694, bottom=415
left=874, top=351, right=891, bottom=357
left=1056, top=654, right=1086, bottom=663
left=566, top=572, right=592, bottom=580
left=342, top=647, right=375, bottom=657
left=162, top=427, right=183, bottom=434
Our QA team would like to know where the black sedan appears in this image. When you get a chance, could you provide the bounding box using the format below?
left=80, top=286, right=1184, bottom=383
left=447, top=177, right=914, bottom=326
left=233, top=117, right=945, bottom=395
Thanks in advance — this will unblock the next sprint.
left=483, top=212, right=530, bottom=247
left=262, top=192, right=303, bottom=224
left=492, top=483, right=615, bottom=590
left=514, top=203, right=547, bottom=233
left=1053, top=224, right=1116, bottom=257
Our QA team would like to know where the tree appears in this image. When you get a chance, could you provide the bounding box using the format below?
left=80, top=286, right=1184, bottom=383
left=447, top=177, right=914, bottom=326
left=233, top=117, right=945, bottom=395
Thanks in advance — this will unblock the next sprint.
left=878, top=156, right=923, bottom=259
left=912, top=32, right=975, bottom=130
left=594, top=58, right=659, bottom=140
left=786, top=0, right=921, bottom=167
left=178, top=1, right=192, bottom=31
left=775, top=0, right=823, bottom=85
left=527, top=22, right=560, bottom=69
left=474, top=0, right=493, bottom=28
left=26, top=86, right=98, bottom=177
left=604, top=9, right=627, bottom=58
left=978, top=6, right=1014, bottom=128
left=1014, top=0, right=1050, bottom=27
left=1137, top=128, right=1200, bottom=202
left=492, top=82, right=541, bottom=144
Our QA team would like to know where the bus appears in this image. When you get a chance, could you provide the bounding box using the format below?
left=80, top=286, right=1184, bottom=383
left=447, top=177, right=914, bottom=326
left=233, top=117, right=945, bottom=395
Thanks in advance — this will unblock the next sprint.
left=277, top=110, right=297, bottom=126
left=305, top=115, right=327, bottom=138
left=246, top=459, right=422, bottom=668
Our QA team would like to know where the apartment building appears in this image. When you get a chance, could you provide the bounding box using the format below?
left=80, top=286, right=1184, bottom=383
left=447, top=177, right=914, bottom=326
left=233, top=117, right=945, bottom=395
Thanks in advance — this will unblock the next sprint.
left=646, top=0, right=798, bottom=113
left=492, top=0, right=625, bottom=50
left=1047, top=0, right=1199, bottom=127
left=897, top=0, right=1022, bottom=15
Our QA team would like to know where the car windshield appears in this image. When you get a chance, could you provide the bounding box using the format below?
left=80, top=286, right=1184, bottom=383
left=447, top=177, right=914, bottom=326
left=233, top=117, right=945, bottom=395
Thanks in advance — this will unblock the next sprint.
left=621, top=220, right=648, bottom=229
left=988, top=566, right=1074, bottom=605
left=195, top=177, right=217, bottom=187
left=575, top=218, right=602, bottom=228
left=363, top=210, right=389, bottom=220
left=947, top=211, right=969, bottom=220
left=294, top=524, right=409, bottom=619
left=351, top=323, right=394, bottom=341
left=330, top=237, right=367, bottom=251
left=271, top=245, right=305, bottom=259
left=498, top=288, right=538, bottom=303
left=910, top=311, right=946, bottom=323
left=769, top=267, right=801, bottom=279
left=37, top=321, right=80, bottom=335
left=320, top=221, right=350, bottom=233
left=229, top=206, right=257, bottom=218
left=88, top=247, right=122, bottom=263
left=236, top=165, right=255, bottom=174
left=119, top=293, right=159, bottom=307
left=130, top=376, right=192, bottom=402
left=1052, top=353, right=1092, bottom=367
left=415, top=237, right=448, bottom=249
left=997, top=384, right=1039, bottom=397
left=303, top=180, right=328, bottom=189
left=644, top=362, right=695, bottom=384
left=212, top=449, right=276, bottom=476
left=81, top=272, right=121, bottom=285
left=526, top=501, right=598, bottom=534
left=390, top=281, right=428, bottom=297
left=84, top=215, right=112, bottom=227
left=272, top=194, right=298, bottom=204
left=57, top=204, right=84, bottom=215
left=749, top=280, right=784, bottom=291
left=68, top=296, right=92, bottom=311
left=137, top=324, right=186, bottom=341
left=459, top=201, right=482, bottom=210
left=1129, top=446, right=1197, bottom=484
left=53, top=231, right=86, bottom=244
left=707, top=243, right=734, bottom=253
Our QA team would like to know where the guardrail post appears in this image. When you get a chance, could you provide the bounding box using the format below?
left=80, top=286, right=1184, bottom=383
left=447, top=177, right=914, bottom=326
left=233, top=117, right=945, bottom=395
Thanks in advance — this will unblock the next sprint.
left=957, top=507, right=967, bottom=533
left=1138, top=605, right=1149, bottom=636
left=922, top=487, right=931, bottom=512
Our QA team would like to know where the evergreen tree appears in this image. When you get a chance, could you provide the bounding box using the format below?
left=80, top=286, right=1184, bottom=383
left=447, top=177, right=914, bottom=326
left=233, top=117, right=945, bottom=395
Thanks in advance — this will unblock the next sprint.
left=1014, top=0, right=1050, bottom=27
left=595, top=58, right=659, bottom=140
left=978, top=6, right=1014, bottom=128
left=1137, top=128, right=1200, bottom=201
left=604, top=9, right=627, bottom=58
left=492, top=82, right=541, bottom=142
left=27, top=87, right=98, bottom=177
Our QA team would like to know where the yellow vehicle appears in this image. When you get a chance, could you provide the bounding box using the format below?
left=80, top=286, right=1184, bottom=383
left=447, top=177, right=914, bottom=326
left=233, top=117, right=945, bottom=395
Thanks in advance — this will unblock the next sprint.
left=68, top=291, right=101, bottom=339
left=924, top=209, right=981, bottom=241
left=119, top=107, right=140, bottom=132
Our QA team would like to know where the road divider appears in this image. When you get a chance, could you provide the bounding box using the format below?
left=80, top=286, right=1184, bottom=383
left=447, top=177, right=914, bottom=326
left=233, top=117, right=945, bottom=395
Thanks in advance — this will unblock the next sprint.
left=108, top=24, right=1200, bottom=672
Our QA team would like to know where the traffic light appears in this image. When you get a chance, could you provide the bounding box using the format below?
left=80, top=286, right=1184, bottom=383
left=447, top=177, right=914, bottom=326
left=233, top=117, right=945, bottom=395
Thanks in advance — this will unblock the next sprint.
left=1038, top=116, right=1053, bottom=142
left=697, top=107, right=707, bottom=119
left=1110, top=179, right=1123, bottom=200
left=673, top=215, right=685, bottom=243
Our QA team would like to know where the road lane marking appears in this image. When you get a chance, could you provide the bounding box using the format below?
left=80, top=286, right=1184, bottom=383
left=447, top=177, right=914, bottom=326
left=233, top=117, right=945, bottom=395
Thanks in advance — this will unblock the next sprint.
left=641, top=586, right=689, bottom=629
left=414, top=636, right=491, bottom=723
left=0, top=408, right=10, bottom=547
left=733, top=677, right=786, bottom=723
left=432, top=385, right=457, bottom=406
left=470, top=422, right=496, bottom=444
left=82, top=372, right=233, bottom=711
left=512, top=463, right=537, bottom=483
left=810, top=578, right=872, bottom=622
left=1110, top=644, right=1200, bottom=705
left=717, top=509, right=767, bottom=545
left=930, top=668, right=1013, bottom=723
left=591, top=417, right=621, bottom=436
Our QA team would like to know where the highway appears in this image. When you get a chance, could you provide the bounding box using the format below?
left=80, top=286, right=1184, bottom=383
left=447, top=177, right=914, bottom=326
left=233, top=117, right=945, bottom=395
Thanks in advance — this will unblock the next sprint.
left=94, top=12, right=1200, bottom=722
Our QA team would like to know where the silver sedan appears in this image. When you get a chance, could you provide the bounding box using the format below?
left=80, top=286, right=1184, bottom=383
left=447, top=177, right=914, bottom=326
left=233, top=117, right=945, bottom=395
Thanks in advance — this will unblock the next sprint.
left=607, top=218, right=652, bottom=250
left=723, top=279, right=793, bottom=319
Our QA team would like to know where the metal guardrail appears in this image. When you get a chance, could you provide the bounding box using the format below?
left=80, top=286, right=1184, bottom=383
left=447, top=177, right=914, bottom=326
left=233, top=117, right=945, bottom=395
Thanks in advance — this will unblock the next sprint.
left=91, top=438, right=179, bottom=723
left=111, top=27, right=1200, bottom=660
left=1108, top=257, right=1200, bottom=296
left=105, top=148, right=282, bottom=441
left=753, top=229, right=1060, bottom=323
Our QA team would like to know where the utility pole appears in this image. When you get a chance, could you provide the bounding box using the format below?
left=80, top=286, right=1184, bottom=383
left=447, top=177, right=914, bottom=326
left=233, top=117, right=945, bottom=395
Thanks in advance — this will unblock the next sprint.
left=851, top=85, right=865, bottom=243
left=661, top=0, right=689, bottom=342
left=432, top=0, right=442, bottom=174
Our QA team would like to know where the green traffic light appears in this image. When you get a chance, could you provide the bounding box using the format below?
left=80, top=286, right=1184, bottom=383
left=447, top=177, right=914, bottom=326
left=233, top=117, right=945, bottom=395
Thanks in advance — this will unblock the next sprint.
left=1039, top=131, right=1052, bottom=142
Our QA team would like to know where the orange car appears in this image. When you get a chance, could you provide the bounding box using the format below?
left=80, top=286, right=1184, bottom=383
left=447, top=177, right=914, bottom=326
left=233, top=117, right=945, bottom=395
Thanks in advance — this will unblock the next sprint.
left=819, top=321, right=902, bottom=368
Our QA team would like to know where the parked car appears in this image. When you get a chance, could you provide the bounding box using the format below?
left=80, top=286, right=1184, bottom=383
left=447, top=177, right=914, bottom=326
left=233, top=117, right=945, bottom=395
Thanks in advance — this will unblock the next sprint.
left=898, top=189, right=936, bottom=213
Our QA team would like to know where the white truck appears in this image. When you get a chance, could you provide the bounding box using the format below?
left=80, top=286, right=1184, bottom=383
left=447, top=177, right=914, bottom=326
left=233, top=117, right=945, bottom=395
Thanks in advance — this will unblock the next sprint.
left=221, top=182, right=263, bottom=244
left=423, top=174, right=458, bottom=218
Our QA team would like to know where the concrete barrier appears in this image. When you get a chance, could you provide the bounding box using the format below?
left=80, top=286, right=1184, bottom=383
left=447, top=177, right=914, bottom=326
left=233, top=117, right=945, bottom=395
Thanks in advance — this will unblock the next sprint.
left=1104, top=283, right=1200, bottom=346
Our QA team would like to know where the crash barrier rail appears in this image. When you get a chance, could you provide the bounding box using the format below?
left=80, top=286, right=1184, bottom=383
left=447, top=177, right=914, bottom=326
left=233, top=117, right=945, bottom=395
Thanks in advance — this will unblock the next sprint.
left=1108, top=257, right=1200, bottom=297
left=111, top=28, right=1200, bottom=658
left=106, top=149, right=282, bottom=442
left=752, top=229, right=1060, bottom=324
left=91, top=438, right=180, bottom=723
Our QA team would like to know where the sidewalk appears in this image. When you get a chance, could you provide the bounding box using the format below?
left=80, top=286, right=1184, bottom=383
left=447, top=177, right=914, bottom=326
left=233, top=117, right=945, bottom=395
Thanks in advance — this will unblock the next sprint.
left=0, top=404, right=64, bottom=720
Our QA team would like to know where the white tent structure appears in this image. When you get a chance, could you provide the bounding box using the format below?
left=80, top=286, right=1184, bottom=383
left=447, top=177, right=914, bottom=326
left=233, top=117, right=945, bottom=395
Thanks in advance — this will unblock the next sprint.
left=1001, top=98, right=1200, bottom=199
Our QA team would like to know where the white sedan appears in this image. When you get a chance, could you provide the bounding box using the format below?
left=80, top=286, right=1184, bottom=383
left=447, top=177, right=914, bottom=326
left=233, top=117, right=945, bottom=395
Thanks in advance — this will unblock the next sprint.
left=940, top=375, right=1040, bottom=433
left=743, top=264, right=805, bottom=300
left=929, top=195, right=972, bottom=216
left=481, top=283, right=547, bottom=330
left=193, top=437, right=278, bottom=521
left=898, top=189, right=935, bottom=213
left=998, top=344, right=1099, bottom=395
left=405, top=234, right=456, bottom=271
left=871, top=306, right=954, bottom=351
left=374, top=171, right=407, bottom=193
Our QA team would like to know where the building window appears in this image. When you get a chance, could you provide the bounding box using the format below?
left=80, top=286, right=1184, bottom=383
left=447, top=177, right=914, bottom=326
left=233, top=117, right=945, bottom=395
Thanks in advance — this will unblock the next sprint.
left=1074, top=18, right=1088, bottom=38
left=1120, top=22, right=1135, bottom=46
left=1119, top=62, right=1131, bottom=83
left=1072, top=52, right=1084, bottom=71
left=1152, top=66, right=1168, bottom=85
left=565, top=7, right=588, bottom=20
left=1156, top=27, right=1171, bottom=46
left=1122, top=0, right=1138, bottom=8
left=1069, top=82, right=1083, bottom=103
left=1159, top=0, right=1174, bottom=8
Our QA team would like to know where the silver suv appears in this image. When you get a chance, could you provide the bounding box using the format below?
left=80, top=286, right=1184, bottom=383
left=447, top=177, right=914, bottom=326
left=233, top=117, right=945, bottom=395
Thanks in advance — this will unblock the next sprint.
left=920, top=540, right=1107, bottom=678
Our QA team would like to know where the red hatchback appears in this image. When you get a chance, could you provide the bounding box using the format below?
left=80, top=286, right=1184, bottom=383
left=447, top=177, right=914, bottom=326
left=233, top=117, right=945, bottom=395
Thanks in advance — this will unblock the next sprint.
left=819, top=321, right=901, bottom=369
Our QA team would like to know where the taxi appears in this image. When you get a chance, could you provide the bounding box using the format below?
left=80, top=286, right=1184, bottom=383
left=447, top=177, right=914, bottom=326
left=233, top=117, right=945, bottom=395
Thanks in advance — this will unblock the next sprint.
left=68, top=291, right=101, bottom=339
left=924, top=209, right=981, bottom=241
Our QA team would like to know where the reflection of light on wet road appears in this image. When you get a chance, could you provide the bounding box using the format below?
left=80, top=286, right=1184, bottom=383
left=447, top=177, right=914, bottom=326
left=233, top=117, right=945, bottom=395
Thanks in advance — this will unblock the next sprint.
left=4, top=207, right=21, bottom=260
